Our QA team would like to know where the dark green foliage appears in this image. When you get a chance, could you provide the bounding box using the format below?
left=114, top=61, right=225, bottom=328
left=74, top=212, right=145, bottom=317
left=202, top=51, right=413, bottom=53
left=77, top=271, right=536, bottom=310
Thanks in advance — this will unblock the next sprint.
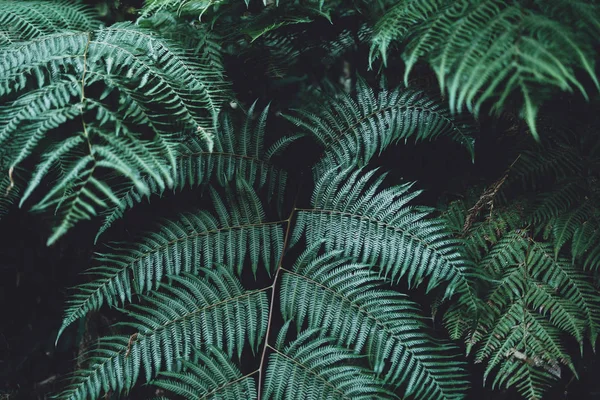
left=285, top=78, right=476, bottom=171
left=264, top=326, right=395, bottom=400
left=0, top=1, right=230, bottom=243
left=370, top=0, right=600, bottom=138
left=1, top=1, right=599, bottom=400
left=57, top=269, right=268, bottom=399
left=438, top=122, right=600, bottom=397
left=151, top=346, right=258, bottom=399
left=56, top=181, right=284, bottom=341
left=280, top=250, right=468, bottom=399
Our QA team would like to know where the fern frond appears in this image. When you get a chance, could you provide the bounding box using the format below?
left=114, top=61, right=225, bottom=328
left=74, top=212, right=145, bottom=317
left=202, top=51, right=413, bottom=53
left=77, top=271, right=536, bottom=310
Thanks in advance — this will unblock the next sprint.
left=56, top=181, right=283, bottom=342
left=509, top=142, right=581, bottom=189
left=264, top=325, right=393, bottom=400
left=480, top=232, right=600, bottom=345
left=476, top=301, right=571, bottom=400
left=293, top=167, right=477, bottom=306
left=0, top=0, right=99, bottom=44
left=285, top=79, right=475, bottom=172
left=56, top=268, right=268, bottom=400
left=370, top=0, right=600, bottom=138
left=150, top=346, right=257, bottom=399
left=551, top=200, right=595, bottom=256
left=280, top=250, right=469, bottom=400
left=571, top=220, right=600, bottom=264
left=96, top=105, right=299, bottom=241
left=0, top=16, right=229, bottom=242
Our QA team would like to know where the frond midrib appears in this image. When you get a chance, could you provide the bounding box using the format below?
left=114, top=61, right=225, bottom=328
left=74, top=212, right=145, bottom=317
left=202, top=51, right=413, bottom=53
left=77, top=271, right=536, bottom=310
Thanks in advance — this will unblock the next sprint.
left=65, top=219, right=287, bottom=316
left=67, top=287, right=268, bottom=398
left=316, top=102, right=470, bottom=149
left=282, top=267, right=450, bottom=395
left=296, top=207, right=460, bottom=265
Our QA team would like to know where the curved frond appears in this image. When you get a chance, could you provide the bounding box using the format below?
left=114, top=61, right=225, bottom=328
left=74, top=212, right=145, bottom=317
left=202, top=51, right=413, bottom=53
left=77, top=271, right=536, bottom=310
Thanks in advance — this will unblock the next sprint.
left=56, top=181, right=283, bottom=342
left=264, top=326, right=393, bottom=400
left=285, top=79, right=475, bottom=173
left=370, top=0, right=600, bottom=138
left=280, top=250, right=469, bottom=400
left=292, top=167, right=478, bottom=308
left=150, top=346, right=257, bottom=399
left=460, top=230, right=600, bottom=399
left=0, top=16, right=229, bottom=243
left=56, top=269, right=268, bottom=400
left=476, top=301, right=571, bottom=400
left=96, top=105, right=299, bottom=240
left=0, top=0, right=99, bottom=44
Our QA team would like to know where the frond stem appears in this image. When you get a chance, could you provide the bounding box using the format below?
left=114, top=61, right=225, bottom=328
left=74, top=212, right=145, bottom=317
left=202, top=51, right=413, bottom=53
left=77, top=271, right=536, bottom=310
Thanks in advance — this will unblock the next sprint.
left=257, top=193, right=300, bottom=399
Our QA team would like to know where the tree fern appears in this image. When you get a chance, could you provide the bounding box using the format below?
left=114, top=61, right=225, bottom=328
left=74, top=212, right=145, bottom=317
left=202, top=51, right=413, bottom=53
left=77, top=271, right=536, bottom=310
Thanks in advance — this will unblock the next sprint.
left=370, top=0, right=600, bottom=138
left=444, top=201, right=600, bottom=398
left=280, top=249, right=468, bottom=399
left=263, top=326, right=394, bottom=400
left=0, top=0, right=99, bottom=44
left=292, top=167, right=478, bottom=305
left=505, top=126, right=600, bottom=263
left=2, top=1, right=597, bottom=399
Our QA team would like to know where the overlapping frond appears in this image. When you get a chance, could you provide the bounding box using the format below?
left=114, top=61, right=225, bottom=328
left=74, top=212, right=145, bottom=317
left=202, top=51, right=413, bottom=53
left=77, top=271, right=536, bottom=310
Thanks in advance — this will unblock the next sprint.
left=150, top=346, right=257, bottom=399
left=264, top=326, right=393, bottom=400
left=0, top=7, right=229, bottom=243
left=142, top=0, right=331, bottom=19
left=370, top=0, right=600, bottom=138
left=280, top=249, right=469, bottom=400
left=460, top=231, right=600, bottom=399
left=96, top=105, right=298, bottom=240
left=56, top=182, right=283, bottom=342
left=285, top=79, right=475, bottom=173
left=0, top=0, right=98, bottom=45
left=292, top=167, right=477, bottom=307
left=503, top=127, right=600, bottom=261
left=56, top=269, right=268, bottom=400
left=476, top=301, right=571, bottom=400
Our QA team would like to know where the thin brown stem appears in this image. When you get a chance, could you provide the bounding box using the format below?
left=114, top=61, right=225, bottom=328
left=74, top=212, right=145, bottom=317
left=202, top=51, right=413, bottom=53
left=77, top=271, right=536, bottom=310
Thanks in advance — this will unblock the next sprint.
left=256, top=193, right=300, bottom=399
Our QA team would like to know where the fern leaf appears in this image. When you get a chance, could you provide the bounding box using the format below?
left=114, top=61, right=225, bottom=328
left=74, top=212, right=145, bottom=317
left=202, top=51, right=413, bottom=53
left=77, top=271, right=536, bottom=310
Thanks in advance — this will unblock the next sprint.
left=150, top=346, right=257, bottom=399
left=285, top=79, right=475, bottom=172
left=95, top=106, right=298, bottom=241
left=280, top=250, right=469, bottom=400
left=478, top=231, right=600, bottom=351
left=56, top=269, right=268, bottom=400
left=476, top=301, right=572, bottom=400
left=0, top=15, right=229, bottom=242
left=292, top=167, right=478, bottom=309
left=56, top=182, right=283, bottom=342
left=264, top=325, right=393, bottom=400
left=370, top=0, right=599, bottom=138
left=0, top=0, right=99, bottom=44
left=551, top=200, right=595, bottom=256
